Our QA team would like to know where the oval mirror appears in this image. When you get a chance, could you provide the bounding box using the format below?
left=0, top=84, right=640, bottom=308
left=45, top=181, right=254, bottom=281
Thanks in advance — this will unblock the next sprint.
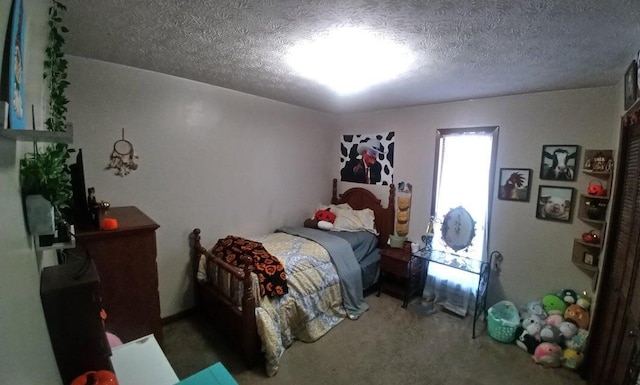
left=441, top=206, right=476, bottom=252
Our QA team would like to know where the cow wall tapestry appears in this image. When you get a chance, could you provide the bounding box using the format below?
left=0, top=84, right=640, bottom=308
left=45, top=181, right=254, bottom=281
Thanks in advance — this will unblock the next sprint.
left=498, top=168, right=532, bottom=202
left=340, top=132, right=394, bottom=185
left=539, top=145, right=579, bottom=181
left=536, top=185, right=574, bottom=223
left=4, top=0, right=26, bottom=129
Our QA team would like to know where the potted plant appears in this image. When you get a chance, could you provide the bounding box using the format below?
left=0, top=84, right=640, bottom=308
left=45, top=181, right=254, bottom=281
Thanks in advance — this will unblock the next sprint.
left=20, top=142, right=73, bottom=244
left=20, top=0, right=73, bottom=246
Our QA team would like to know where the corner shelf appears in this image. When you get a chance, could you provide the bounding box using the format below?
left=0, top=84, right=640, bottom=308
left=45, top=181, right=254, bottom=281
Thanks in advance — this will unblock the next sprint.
left=577, top=216, right=606, bottom=225
left=571, top=149, right=614, bottom=288
left=574, top=238, right=603, bottom=249
left=0, top=123, right=73, bottom=144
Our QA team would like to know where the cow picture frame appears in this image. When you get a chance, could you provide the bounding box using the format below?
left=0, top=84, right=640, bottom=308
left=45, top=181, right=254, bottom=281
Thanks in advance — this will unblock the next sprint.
left=540, top=144, right=579, bottom=181
left=498, top=168, right=532, bottom=202
left=536, top=185, right=574, bottom=223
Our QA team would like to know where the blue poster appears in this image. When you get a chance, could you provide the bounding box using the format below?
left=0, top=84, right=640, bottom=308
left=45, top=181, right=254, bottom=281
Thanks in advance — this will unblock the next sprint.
left=8, top=0, right=26, bottom=129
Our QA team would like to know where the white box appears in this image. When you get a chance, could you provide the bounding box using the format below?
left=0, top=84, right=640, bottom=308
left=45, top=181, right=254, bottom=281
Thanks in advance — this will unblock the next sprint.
left=111, top=335, right=179, bottom=385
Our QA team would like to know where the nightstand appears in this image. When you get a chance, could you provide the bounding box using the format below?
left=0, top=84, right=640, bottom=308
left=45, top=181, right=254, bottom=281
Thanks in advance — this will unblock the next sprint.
left=377, top=247, right=426, bottom=307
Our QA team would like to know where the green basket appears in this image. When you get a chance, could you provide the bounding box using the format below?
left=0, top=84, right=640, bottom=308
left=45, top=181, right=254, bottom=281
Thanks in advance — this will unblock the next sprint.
left=487, top=300, right=520, bottom=343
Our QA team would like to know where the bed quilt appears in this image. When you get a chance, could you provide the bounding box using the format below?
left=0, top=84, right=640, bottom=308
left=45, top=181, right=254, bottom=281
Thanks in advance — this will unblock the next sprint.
left=250, top=232, right=346, bottom=376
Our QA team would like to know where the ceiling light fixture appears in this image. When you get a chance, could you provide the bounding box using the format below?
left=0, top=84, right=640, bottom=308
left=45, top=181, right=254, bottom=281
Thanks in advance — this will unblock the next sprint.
left=287, top=27, right=414, bottom=95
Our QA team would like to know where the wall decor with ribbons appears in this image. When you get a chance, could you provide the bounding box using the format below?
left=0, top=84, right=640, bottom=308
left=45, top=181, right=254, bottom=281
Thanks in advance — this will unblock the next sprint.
left=106, top=128, right=139, bottom=177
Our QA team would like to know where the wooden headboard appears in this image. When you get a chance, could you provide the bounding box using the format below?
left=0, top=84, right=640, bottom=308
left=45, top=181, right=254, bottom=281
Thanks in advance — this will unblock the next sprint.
left=331, top=178, right=395, bottom=249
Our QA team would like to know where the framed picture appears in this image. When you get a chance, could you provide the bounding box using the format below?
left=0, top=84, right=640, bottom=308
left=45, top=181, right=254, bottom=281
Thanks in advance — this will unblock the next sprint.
left=536, top=185, right=574, bottom=223
left=339, top=132, right=394, bottom=186
left=625, top=60, right=637, bottom=110
left=498, top=168, right=532, bottom=201
left=540, top=144, right=579, bottom=181
left=6, top=0, right=26, bottom=129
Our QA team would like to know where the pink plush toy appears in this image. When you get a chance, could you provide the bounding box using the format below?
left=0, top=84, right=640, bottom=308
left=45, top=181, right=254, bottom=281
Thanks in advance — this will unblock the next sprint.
left=545, top=314, right=564, bottom=326
left=533, top=342, right=562, bottom=368
left=105, top=331, right=122, bottom=347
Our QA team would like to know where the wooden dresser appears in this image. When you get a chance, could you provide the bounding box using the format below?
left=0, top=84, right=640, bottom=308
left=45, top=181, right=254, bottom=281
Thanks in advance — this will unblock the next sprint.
left=75, top=206, right=162, bottom=344
left=41, top=260, right=113, bottom=384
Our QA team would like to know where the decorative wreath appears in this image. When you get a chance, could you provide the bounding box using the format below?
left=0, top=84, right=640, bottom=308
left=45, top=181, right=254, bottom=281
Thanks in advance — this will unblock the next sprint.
left=106, top=128, right=139, bottom=176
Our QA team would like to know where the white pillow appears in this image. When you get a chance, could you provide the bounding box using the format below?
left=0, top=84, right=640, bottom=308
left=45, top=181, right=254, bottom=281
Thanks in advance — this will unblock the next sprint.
left=313, top=203, right=377, bottom=234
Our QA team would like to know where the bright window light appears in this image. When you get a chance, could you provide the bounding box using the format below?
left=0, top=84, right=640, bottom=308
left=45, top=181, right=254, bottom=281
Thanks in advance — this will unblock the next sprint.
left=286, top=28, right=414, bottom=95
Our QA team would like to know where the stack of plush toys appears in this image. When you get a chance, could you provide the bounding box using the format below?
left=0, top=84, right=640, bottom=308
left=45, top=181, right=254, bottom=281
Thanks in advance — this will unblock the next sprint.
left=514, top=289, right=591, bottom=371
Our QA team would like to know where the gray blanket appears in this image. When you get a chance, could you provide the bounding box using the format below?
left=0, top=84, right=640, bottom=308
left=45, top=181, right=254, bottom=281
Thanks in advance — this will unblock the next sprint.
left=279, top=226, right=369, bottom=319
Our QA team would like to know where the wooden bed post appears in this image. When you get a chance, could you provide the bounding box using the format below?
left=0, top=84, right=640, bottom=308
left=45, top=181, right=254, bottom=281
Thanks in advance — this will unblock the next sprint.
left=192, top=228, right=203, bottom=254
left=388, top=183, right=395, bottom=211
left=191, top=228, right=204, bottom=305
left=240, top=255, right=258, bottom=367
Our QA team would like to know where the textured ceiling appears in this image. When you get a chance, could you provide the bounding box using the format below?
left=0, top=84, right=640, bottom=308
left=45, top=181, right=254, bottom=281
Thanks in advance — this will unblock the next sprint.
left=63, top=0, right=640, bottom=113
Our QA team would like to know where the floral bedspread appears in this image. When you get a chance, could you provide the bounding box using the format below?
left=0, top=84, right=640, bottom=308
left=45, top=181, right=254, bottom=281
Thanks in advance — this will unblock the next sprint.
left=250, top=232, right=346, bottom=376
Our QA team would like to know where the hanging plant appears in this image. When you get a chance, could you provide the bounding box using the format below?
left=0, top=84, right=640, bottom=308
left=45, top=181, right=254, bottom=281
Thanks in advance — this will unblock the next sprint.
left=20, top=1, right=72, bottom=225
left=44, top=0, right=69, bottom=133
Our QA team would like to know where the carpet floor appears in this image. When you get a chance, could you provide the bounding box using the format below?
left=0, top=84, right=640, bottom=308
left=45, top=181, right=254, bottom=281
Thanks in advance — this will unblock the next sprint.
left=162, top=294, right=586, bottom=385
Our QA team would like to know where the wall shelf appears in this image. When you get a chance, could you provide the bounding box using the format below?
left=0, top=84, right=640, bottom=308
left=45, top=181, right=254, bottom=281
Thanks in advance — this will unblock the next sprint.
left=34, top=225, right=76, bottom=251
left=583, top=170, right=611, bottom=177
left=0, top=123, right=73, bottom=144
left=574, top=238, right=603, bottom=249
left=577, top=216, right=606, bottom=225
left=571, top=256, right=599, bottom=273
left=571, top=149, right=614, bottom=287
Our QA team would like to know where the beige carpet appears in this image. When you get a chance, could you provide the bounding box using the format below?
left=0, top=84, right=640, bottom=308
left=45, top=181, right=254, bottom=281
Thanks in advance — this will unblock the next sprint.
left=163, top=294, right=586, bottom=385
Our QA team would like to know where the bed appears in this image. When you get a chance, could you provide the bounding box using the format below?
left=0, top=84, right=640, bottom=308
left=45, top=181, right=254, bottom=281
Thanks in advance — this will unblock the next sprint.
left=190, top=179, right=395, bottom=376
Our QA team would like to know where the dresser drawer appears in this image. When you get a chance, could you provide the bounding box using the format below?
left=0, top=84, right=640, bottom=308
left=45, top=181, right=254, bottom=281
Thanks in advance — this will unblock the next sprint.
left=381, top=255, right=409, bottom=277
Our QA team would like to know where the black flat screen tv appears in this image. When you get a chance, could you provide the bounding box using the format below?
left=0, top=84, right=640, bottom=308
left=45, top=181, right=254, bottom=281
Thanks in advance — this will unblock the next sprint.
left=69, top=149, right=90, bottom=226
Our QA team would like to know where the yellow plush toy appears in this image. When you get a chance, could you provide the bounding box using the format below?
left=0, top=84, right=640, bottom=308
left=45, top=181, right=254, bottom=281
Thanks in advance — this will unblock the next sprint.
left=561, top=349, right=584, bottom=370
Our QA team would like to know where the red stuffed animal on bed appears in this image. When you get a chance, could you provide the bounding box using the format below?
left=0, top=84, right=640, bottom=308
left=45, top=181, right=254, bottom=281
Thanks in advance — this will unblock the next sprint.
left=314, top=209, right=336, bottom=223
left=304, top=209, right=336, bottom=230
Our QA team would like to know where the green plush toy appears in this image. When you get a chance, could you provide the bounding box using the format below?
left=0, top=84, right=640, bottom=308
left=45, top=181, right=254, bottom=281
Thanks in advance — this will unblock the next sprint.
left=543, top=294, right=567, bottom=315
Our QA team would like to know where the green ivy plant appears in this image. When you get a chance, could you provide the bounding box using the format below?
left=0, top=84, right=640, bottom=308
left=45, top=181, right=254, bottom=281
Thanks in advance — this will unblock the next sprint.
left=20, top=1, right=72, bottom=222
left=20, top=143, right=73, bottom=217
left=44, top=0, right=69, bottom=133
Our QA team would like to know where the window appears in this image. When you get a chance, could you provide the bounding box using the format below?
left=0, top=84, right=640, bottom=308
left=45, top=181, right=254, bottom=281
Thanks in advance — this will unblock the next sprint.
left=422, top=126, right=498, bottom=315
left=430, top=127, right=498, bottom=262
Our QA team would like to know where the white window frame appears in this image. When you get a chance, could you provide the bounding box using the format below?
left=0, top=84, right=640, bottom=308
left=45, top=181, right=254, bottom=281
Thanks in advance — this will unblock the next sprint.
left=430, top=126, right=499, bottom=263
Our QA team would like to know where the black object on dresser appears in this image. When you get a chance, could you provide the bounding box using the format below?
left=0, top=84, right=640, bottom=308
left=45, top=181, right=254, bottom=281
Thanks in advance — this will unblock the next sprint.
left=40, top=260, right=113, bottom=385
left=74, top=206, right=162, bottom=344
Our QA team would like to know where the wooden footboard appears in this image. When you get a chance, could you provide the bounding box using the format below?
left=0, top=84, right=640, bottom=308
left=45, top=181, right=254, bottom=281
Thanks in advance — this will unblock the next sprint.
left=190, top=228, right=259, bottom=367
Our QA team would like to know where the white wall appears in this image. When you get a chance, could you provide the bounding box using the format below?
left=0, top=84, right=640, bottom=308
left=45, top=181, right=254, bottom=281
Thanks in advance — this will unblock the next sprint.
left=67, top=57, right=337, bottom=317
left=67, top=55, right=622, bottom=313
left=0, top=0, right=64, bottom=383
left=334, top=87, right=618, bottom=306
